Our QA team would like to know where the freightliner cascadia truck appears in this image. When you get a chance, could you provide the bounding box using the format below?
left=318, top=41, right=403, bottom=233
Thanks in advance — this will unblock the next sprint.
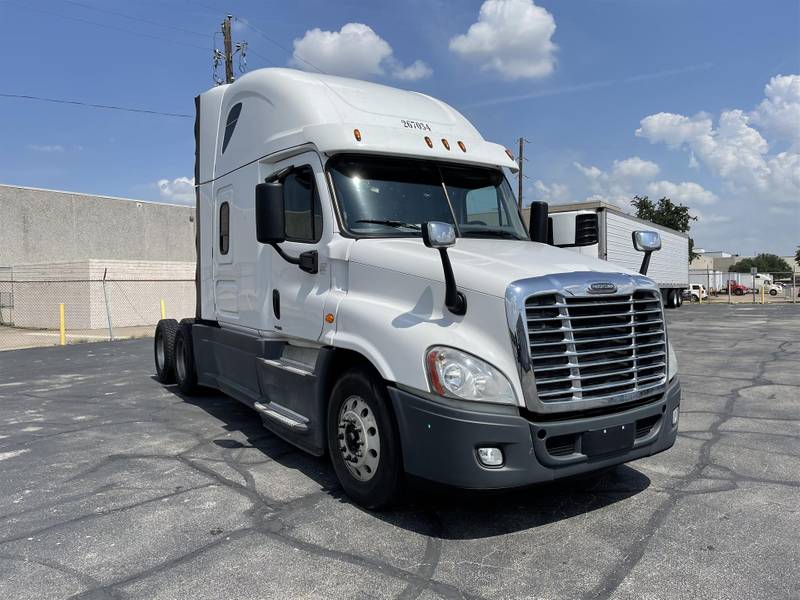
left=153, top=68, right=680, bottom=508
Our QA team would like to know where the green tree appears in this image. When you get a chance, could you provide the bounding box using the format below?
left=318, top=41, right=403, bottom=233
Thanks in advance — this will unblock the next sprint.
left=631, top=195, right=698, bottom=260
left=729, top=254, right=792, bottom=273
left=795, top=246, right=800, bottom=266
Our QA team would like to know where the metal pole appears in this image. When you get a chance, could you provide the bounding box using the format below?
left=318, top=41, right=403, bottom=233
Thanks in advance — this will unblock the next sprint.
left=794, top=265, right=797, bottom=304
left=102, top=268, right=114, bottom=341
left=752, top=272, right=756, bottom=304
left=517, top=137, right=524, bottom=209
left=59, top=303, right=65, bottom=346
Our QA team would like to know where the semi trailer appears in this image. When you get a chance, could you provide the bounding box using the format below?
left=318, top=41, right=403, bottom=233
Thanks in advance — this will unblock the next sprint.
left=154, top=68, right=680, bottom=508
left=522, top=201, right=690, bottom=308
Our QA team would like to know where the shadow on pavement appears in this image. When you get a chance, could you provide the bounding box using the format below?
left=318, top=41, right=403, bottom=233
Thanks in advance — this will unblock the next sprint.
left=163, top=382, right=651, bottom=541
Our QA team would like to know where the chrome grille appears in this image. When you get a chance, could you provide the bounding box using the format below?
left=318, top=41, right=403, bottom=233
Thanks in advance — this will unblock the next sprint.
left=525, top=290, right=667, bottom=403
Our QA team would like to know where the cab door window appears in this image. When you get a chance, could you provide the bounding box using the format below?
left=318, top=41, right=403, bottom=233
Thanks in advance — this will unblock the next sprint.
left=283, top=166, right=323, bottom=242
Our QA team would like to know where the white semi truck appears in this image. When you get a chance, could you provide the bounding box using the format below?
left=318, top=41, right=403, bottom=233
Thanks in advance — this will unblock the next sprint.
left=523, top=201, right=690, bottom=308
left=154, top=68, right=680, bottom=508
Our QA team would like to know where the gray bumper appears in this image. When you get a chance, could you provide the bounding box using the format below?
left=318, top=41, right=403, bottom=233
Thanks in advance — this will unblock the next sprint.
left=389, top=379, right=680, bottom=489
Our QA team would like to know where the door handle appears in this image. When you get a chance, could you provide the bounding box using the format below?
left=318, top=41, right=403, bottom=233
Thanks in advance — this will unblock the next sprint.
left=272, top=289, right=280, bottom=319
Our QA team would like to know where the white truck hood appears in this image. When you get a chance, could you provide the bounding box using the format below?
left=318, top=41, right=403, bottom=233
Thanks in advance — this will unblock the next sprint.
left=347, top=238, right=639, bottom=298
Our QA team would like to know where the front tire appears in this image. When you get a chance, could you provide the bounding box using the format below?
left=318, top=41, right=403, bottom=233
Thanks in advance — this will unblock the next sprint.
left=174, top=322, right=199, bottom=395
left=769, top=289, right=777, bottom=296
left=154, top=319, right=179, bottom=383
left=327, top=367, right=403, bottom=509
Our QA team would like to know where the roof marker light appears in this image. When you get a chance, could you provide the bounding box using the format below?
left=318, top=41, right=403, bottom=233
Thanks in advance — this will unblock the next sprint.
left=441, top=138, right=450, bottom=151
left=353, top=129, right=362, bottom=141
left=457, top=141, right=466, bottom=152
left=424, top=136, right=433, bottom=148
left=505, top=148, right=514, bottom=160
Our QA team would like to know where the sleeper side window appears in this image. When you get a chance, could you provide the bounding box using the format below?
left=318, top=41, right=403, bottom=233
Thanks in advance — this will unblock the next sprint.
left=219, top=201, right=230, bottom=255
left=283, top=166, right=323, bottom=243
left=221, top=103, right=242, bottom=154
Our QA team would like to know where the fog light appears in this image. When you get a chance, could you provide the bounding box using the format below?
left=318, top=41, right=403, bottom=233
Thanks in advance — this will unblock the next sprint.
left=477, top=447, right=503, bottom=467
left=672, top=407, right=680, bottom=426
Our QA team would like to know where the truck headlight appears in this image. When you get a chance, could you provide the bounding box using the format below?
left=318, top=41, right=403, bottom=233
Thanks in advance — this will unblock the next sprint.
left=426, top=347, right=516, bottom=405
left=668, top=341, right=678, bottom=382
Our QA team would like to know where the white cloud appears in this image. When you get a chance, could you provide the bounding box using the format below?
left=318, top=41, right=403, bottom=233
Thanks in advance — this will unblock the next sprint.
left=26, top=144, right=64, bottom=153
left=390, top=59, right=434, bottom=81
left=636, top=74, right=800, bottom=203
left=290, top=23, right=431, bottom=81
left=645, top=180, right=719, bottom=206
left=612, top=157, right=660, bottom=180
left=750, top=74, right=800, bottom=148
left=572, top=158, right=717, bottom=212
left=449, top=0, right=557, bottom=80
left=532, top=179, right=569, bottom=203
left=157, top=176, right=194, bottom=204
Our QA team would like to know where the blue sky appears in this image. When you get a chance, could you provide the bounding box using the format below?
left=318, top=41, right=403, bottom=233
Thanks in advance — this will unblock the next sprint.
left=1, top=0, right=798, bottom=255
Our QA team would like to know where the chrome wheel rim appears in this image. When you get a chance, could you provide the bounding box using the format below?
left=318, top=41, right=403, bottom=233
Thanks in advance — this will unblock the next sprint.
left=337, top=395, right=380, bottom=482
left=175, top=337, right=186, bottom=382
left=156, top=332, right=165, bottom=370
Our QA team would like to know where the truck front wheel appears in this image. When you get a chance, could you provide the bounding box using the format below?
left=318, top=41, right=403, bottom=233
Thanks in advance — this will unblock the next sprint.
left=327, top=368, right=403, bottom=509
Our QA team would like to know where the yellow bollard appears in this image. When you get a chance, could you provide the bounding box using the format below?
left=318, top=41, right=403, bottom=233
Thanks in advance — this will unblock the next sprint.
left=160, top=299, right=166, bottom=320
left=59, top=303, right=66, bottom=346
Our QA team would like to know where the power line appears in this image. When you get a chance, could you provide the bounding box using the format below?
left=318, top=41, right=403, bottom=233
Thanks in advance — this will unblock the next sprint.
left=0, top=92, right=192, bottom=118
left=234, top=16, right=323, bottom=73
left=60, top=0, right=210, bottom=39
left=10, top=1, right=212, bottom=52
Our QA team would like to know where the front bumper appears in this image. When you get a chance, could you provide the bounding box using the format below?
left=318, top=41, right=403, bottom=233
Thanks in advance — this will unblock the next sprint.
left=389, top=378, right=680, bottom=489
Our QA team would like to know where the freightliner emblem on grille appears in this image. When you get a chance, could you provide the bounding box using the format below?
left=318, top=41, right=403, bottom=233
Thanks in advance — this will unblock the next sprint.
left=588, top=282, right=618, bottom=294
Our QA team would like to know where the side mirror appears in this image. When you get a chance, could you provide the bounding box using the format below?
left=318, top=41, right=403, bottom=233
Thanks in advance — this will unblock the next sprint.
left=421, top=221, right=466, bottom=316
left=632, top=230, right=661, bottom=276
left=422, top=221, right=456, bottom=249
left=255, top=182, right=285, bottom=244
left=632, top=230, right=661, bottom=252
left=528, top=201, right=549, bottom=243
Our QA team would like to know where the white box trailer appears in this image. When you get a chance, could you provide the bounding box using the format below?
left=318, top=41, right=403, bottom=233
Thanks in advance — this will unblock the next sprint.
left=545, top=201, right=690, bottom=308
left=152, top=68, right=680, bottom=508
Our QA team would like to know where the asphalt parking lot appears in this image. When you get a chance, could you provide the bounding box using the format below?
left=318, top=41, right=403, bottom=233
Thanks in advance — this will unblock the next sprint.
left=1, top=304, right=798, bottom=600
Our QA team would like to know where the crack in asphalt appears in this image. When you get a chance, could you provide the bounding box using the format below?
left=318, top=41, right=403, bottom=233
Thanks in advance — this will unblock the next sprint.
left=580, top=339, right=796, bottom=599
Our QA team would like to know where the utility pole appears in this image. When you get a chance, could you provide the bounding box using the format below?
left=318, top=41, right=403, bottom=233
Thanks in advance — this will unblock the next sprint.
left=221, top=15, right=235, bottom=84
left=517, top=137, right=529, bottom=209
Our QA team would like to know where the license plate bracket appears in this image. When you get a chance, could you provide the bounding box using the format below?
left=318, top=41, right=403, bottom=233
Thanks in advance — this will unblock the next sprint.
left=582, top=423, right=635, bottom=456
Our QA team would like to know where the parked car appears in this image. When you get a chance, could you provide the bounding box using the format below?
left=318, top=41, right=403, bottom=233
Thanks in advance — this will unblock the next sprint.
left=688, top=283, right=707, bottom=301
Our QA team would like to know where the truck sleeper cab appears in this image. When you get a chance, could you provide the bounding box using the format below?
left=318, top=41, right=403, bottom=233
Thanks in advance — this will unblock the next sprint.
left=153, top=68, right=680, bottom=508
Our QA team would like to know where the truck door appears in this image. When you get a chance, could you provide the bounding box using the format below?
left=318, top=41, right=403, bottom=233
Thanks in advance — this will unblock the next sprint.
left=268, top=152, right=330, bottom=342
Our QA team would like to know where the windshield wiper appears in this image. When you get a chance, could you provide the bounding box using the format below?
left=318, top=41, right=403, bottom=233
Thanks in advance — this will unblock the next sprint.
left=356, top=219, right=421, bottom=230
left=461, top=229, right=524, bottom=240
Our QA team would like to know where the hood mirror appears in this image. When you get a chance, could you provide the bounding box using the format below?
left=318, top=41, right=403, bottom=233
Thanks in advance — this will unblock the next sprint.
left=633, top=230, right=661, bottom=253
left=422, top=221, right=466, bottom=316
left=422, top=221, right=456, bottom=249
left=632, top=230, right=661, bottom=276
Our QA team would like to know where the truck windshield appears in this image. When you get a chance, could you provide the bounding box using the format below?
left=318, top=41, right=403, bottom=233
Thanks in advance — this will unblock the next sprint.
left=328, top=155, right=528, bottom=240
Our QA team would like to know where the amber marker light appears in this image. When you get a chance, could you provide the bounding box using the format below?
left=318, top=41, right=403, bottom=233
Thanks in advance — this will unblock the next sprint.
left=424, top=136, right=433, bottom=148
left=325, top=313, right=335, bottom=324
left=457, top=141, right=466, bottom=152
left=441, top=138, right=450, bottom=151
left=505, top=148, right=514, bottom=160
left=353, top=129, right=362, bottom=141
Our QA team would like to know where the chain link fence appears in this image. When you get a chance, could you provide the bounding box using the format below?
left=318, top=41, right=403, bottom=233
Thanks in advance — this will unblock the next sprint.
left=0, top=277, right=195, bottom=351
left=688, top=268, right=800, bottom=304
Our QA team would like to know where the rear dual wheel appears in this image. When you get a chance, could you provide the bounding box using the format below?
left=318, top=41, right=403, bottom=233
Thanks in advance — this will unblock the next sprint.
left=174, top=321, right=199, bottom=395
left=154, top=319, right=179, bottom=383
